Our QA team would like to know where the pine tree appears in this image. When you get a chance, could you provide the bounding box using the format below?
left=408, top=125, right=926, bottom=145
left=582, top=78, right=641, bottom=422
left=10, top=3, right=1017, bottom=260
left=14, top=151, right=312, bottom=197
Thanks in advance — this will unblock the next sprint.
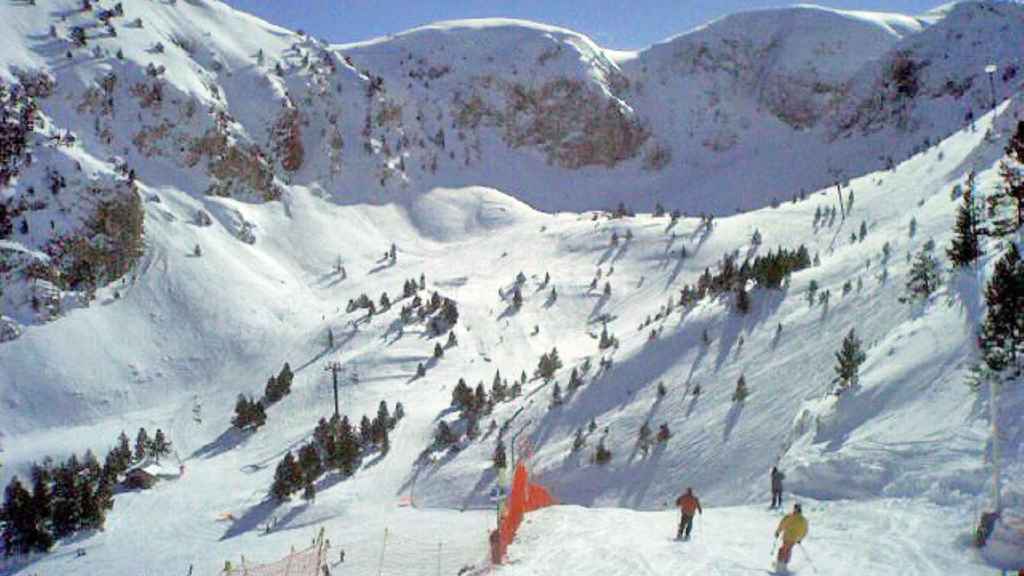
left=807, top=280, right=819, bottom=306
left=593, top=438, right=612, bottom=465
left=474, top=382, right=488, bottom=413
left=277, top=363, right=294, bottom=396
left=416, top=362, right=426, bottom=378
left=298, top=444, right=322, bottom=483
left=435, top=421, right=455, bottom=447
left=78, top=477, right=102, bottom=530
left=360, top=415, right=373, bottom=446
left=568, top=367, right=582, bottom=390
left=572, top=428, right=585, bottom=452
left=993, top=120, right=1024, bottom=232
left=2, top=477, right=34, bottom=556
left=393, top=401, right=405, bottom=423
left=551, top=382, right=563, bottom=407
left=302, top=482, right=316, bottom=502
left=434, top=342, right=444, bottom=358
left=947, top=172, right=984, bottom=267
left=657, top=381, right=667, bottom=397
left=134, top=428, right=150, bottom=462
left=638, top=422, right=651, bottom=447
left=859, top=220, right=868, bottom=241
left=447, top=331, right=457, bottom=347
left=512, top=286, right=523, bottom=309
left=604, top=281, right=612, bottom=296
left=904, top=249, right=940, bottom=300
left=376, top=401, right=391, bottom=431
left=832, top=328, right=867, bottom=393
left=599, top=325, right=615, bottom=350
left=151, top=429, right=171, bottom=462
left=264, top=375, right=282, bottom=403
left=336, top=417, right=360, bottom=475
left=979, top=244, right=1024, bottom=370
left=735, top=284, right=750, bottom=313
left=271, top=452, right=300, bottom=501
left=493, top=440, right=507, bottom=469
left=732, top=374, right=749, bottom=402
left=50, top=459, right=81, bottom=538
left=114, top=431, right=132, bottom=472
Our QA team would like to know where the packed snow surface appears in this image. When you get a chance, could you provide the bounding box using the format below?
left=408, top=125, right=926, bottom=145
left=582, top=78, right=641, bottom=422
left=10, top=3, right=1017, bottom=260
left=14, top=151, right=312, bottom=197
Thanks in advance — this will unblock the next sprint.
left=1, top=0, right=1024, bottom=574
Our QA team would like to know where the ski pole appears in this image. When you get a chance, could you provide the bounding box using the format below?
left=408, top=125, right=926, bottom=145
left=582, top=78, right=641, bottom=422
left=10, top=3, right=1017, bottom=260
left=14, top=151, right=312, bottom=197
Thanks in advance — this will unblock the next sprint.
left=798, top=543, right=820, bottom=575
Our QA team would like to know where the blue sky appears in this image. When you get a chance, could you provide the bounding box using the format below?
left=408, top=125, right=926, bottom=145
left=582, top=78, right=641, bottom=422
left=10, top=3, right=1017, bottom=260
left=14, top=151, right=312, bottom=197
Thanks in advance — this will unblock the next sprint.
left=222, top=1, right=942, bottom=49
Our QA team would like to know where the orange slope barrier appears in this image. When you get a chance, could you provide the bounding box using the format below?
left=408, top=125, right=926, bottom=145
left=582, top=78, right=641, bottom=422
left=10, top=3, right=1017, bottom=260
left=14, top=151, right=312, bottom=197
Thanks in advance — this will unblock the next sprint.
left=490, top=461, right=555, bottom=564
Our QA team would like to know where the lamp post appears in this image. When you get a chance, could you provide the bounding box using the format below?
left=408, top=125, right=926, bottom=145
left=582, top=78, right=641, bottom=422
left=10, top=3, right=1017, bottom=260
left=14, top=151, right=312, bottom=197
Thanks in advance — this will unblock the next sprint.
left=985, top=64, right=997, bottom=111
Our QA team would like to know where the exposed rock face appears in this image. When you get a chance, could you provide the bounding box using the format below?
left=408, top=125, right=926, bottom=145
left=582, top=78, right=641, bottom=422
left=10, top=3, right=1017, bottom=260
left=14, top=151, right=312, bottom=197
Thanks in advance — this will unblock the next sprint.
left=455, top=78, right=649, bottom=169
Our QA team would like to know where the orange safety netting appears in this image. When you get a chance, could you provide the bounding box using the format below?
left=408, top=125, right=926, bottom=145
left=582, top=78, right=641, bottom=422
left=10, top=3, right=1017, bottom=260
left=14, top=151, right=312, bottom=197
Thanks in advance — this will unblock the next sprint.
left=490, top=461, right=555, bottom=564
left=222, top=541, right=324, bottom=576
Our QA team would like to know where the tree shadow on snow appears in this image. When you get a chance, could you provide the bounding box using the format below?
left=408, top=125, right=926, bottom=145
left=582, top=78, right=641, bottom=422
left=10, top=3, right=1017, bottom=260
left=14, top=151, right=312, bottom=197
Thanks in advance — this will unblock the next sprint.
left=220, top=498, right=278, bottom=540
left=722, top=401, right=745, bottom=443
left=191, top=428, right=252, bottom=460
left=713, top=289, right=784, bottom=373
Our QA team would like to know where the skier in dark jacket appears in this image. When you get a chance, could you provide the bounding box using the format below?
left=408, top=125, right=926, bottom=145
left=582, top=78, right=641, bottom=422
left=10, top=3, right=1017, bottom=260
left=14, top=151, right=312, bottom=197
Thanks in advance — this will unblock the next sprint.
left=771, top=467, right=785, bottom=509
left=675, top=487, right=703, bottom=540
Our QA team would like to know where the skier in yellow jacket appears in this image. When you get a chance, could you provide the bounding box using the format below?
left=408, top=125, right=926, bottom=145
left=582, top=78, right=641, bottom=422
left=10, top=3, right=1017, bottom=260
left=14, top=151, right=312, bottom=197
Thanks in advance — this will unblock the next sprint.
left=774, top=503, right=808, bottom=573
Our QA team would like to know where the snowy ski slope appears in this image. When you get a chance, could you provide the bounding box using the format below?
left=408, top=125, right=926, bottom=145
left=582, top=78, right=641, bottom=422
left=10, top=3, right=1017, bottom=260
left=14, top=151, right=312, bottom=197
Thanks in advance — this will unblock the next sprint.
left=1, top=1, right=1023, bottom=574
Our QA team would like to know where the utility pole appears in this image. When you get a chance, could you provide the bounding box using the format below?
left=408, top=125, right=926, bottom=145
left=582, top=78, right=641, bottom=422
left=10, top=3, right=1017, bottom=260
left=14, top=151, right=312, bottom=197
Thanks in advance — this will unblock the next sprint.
left=835, top=181, right=845, bottom=221
left=324, top=361, right=342, bottom=419
left=991, top=364, right=1002, bottom=514
left=985, top=64, right=998, bottom=111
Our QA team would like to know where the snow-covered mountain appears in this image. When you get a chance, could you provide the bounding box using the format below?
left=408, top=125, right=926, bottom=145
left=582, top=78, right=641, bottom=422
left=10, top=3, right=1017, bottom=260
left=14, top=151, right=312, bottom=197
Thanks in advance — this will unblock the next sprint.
left=2, top=1, right=1024, bottom=574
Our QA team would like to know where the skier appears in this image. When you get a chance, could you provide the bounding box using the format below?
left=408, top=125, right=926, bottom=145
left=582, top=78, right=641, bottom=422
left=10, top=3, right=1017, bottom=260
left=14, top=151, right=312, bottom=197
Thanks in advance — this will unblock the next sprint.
left=774, top=503, right=808, bottom=573
left=770, top=466, right=785, bottom=509
left=675, top=487, right=703, bottom=540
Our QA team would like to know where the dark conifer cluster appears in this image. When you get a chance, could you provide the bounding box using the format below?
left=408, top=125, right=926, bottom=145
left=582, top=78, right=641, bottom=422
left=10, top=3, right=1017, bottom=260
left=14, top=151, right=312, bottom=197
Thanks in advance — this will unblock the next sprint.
left=232, top=363, right=294, bottom=430
left=2, top=427, right=170, bottom=557
left=271, top=401, right=404, bottom=501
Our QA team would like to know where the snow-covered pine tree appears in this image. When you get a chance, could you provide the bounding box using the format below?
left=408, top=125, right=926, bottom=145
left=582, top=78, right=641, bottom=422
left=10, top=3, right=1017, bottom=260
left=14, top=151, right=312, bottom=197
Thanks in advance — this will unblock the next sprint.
left=2, top=477, right=39, bottom=555
left=992, top=120, right=1024, bottom=233
left=134, top=428, right=149, bottom=462
left=947, top=172, right=984, bottom=267
left=904, top=249, right=941, bottom=300
left=434, top=342, right=444, bottom=358
left=807, top=280, right=819, bottom=306
left=550, top=382, right=563, bottom=407
left=298, top=444, right=322, bottom=483
left=436, top=421, right=455, bottom=447
left=271, top=452, right=303, bottom=501
left=151, top=429, right=171, bottom=461
left=572, top=428, right=585, bottom=452
left=493, top=440, right=507, bottom=469
left=568, top=367, right=582, bottom=390
left=360, top=415, right=373, bottom=446
left=732, top=375, right=749, bottom=402
left=978, top=244, right=1024, bottom=371
left=832, top=328, right=867, bottom=393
